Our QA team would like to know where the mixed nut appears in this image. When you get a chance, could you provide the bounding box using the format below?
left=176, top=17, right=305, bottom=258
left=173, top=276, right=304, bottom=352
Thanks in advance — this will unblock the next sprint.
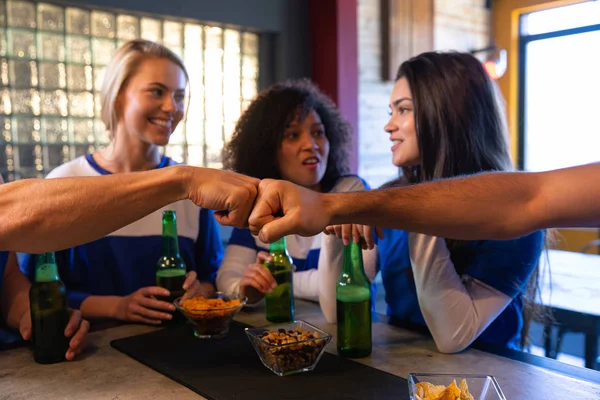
left=255, top=327, right=327, bottom=373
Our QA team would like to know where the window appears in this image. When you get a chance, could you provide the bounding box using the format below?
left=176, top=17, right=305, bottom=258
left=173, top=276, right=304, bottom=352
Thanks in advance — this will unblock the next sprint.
left=519, top=1, right=600, bottom=172
left=0, top=0, right=259, bottom=181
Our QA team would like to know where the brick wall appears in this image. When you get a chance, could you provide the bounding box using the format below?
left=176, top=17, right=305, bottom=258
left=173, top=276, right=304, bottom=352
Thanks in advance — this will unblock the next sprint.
left=357, top=0, right=491, bottom=187
left=434, top=0, right=491, bottom=53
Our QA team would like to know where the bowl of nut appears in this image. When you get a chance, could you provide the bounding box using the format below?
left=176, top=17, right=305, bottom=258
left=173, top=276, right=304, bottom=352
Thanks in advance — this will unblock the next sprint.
left=174, top=292, right=247, bottom=339
left=245, top=320, right=332, bottom=376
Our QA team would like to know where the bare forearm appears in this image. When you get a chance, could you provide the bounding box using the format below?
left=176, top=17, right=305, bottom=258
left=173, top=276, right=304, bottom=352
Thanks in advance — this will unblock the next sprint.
left=326, top=164, right=600, bottom=240
left=0, top=166, right=189, bottom=253
left=80, top=296, right=121, bottom=320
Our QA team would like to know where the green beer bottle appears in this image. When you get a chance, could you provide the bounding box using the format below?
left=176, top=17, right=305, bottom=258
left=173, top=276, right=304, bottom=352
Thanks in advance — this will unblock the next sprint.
left=29, top=252, right=70, bottom=364
left=336, top=241, right=372, bottom=358
left=264, top=237, right=295, bottom=322
left=156, top=210, right=187, bottom=324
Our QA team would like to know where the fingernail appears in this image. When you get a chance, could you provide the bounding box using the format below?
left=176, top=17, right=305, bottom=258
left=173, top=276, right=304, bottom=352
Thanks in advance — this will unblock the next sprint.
left=259, top=231, right=266, bottom=243
left=170, top=305, right=176, bottom=311
left=71, top=340, right=79, bottom=348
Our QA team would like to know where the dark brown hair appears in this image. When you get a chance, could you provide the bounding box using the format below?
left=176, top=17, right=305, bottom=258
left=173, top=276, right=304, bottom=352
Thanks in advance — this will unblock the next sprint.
left=388, top=51, right=544, bottom=348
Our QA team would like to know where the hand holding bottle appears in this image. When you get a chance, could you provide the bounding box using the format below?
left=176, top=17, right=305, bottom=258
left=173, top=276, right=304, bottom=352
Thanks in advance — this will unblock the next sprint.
left=20, top=308, right=90, bottom=361
left=239, top=252, right=277, bottom=304
left=114, top=287, right=175, bottom=325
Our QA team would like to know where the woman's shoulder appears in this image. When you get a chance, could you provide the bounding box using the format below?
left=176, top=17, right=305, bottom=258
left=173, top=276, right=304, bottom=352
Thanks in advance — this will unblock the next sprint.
left=478, top=230, right=545, bottom=249
left=460, top=230, right=545, bottom=264
left=329, top=174, right=371, bottom=193
left=46, top=155, right=97, bottom=179
left=165, top=156, right=178, bottom=167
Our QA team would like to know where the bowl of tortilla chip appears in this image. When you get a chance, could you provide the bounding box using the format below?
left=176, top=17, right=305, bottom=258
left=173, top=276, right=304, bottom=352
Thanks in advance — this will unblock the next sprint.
left=407, top=373, right=506, bottom=400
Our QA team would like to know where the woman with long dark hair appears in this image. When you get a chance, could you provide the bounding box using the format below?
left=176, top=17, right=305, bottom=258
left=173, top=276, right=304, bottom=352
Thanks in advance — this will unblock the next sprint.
left=330, top=51, right=544, bottom=352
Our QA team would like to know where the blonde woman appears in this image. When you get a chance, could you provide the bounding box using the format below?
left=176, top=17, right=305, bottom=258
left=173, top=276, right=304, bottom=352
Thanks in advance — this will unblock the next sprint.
left=21, top=39, right=223, bottom=325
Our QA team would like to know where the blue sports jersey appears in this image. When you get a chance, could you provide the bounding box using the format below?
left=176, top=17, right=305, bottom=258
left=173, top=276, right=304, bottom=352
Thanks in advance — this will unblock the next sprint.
left=378, top=228, right=544, bottom=349
left=20, top=155, right=224, bottom=309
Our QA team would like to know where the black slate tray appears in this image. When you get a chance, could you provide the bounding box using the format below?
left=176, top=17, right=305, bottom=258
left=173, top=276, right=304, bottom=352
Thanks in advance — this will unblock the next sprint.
left=111, top=321, right=409, bottom=400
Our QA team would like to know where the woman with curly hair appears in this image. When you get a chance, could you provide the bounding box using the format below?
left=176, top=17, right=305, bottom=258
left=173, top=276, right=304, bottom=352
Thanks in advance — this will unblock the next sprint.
left=217, top=79, right=375, bottom=318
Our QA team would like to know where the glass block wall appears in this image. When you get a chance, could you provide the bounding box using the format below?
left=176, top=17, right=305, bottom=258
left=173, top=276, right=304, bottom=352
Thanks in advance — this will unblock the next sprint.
left=0, top=0, right=259, bottom=181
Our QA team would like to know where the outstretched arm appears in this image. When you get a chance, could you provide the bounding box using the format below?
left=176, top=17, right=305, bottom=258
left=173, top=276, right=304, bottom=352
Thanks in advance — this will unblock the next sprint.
left=249, top=163, right=600, bottom=242
left=0, top=166, right=258, bottom=253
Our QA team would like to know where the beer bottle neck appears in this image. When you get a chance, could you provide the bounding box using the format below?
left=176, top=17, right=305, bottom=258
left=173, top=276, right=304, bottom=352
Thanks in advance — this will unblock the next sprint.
left=341, top=242, right=367, bottom=282
left=34, top=253, right=60, bottom=283
left=161, top=212, right=180, bottom=256
left=269, top=237, right=287, bottom=254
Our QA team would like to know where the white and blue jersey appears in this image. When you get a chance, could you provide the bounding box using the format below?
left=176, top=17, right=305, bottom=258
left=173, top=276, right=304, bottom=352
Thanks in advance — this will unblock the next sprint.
left=228, top=229, right=320, bottom=273
left=216, top=175, right=371, bottom=301
left=378, top=228, right=544, bottom=349
left=20, top=155, right=224, bottom=309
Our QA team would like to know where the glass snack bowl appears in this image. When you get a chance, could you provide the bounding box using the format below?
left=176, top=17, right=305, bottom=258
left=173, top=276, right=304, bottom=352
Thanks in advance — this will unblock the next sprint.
left=407, top=373, right=506, bottom=400
left=174, top=292, right=247, bottom=339
left=245, top=320, right=332, bottom=376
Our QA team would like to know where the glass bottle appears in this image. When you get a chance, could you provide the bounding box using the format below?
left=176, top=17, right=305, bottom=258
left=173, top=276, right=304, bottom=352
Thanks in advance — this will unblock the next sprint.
left=336, top=241, right=372, bottom=358
left=29, top=252, right=70, bottom=364
left=156, top=210, right=187, bottom=324
left=264, top=237, right=295, bottom=322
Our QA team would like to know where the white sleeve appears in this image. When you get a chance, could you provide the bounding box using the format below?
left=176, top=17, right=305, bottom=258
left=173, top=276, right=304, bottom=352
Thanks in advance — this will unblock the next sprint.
left=216, top=244, right=257, bottom=295
left=293, top=269, right=319, bottom=302
left=409, top=233, right=512, bottom=353
left=317, top=234, right=379, bottom=324
left=329, top=175, right=368, bottom=194
left=318, top=234, right=344, bottom=323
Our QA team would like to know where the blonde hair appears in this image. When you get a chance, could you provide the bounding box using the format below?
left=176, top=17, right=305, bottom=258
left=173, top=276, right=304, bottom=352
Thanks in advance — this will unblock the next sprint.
left=100, top=39, right=189, bottom=137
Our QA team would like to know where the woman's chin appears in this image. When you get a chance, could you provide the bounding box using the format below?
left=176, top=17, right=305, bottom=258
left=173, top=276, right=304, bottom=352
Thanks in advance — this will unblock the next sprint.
left=147, top=137, right=170, bottom=147
left=392, top=154, right=419, bottom=168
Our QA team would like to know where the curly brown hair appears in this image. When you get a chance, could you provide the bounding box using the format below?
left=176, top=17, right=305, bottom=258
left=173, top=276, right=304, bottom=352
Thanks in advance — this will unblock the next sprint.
left=222, top=79, right=352, bottom=191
